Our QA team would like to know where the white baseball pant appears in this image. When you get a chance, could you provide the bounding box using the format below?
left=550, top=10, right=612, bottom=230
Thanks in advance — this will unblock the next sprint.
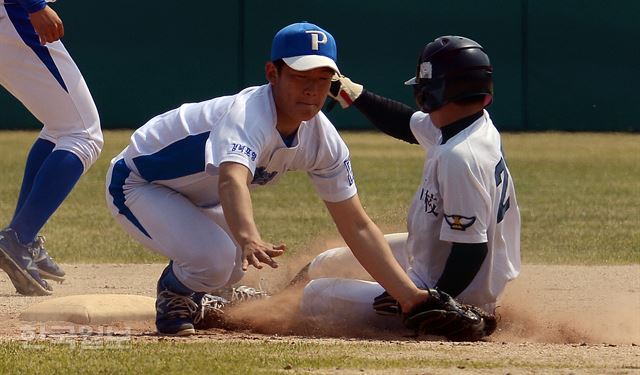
left=0, top=4, right=102, bottom=170
left=106, top=157, right=245, bottom=292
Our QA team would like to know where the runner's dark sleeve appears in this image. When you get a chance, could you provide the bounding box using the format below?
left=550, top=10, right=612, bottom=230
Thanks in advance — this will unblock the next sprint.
left=352, top=90, right=418, bottom=144
left=434, top=242, right=488, bottom=299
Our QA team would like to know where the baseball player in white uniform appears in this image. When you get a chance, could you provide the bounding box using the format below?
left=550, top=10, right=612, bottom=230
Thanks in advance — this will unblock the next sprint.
left=0, top=0, right=102, bottom=296
left=298, top=36, right=521, bottom=334
left=106, top=22, right=432, bottom=336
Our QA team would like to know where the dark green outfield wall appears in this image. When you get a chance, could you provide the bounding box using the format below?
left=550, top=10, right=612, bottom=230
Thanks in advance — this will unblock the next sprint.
left=1, top=1, right=638, bottom=131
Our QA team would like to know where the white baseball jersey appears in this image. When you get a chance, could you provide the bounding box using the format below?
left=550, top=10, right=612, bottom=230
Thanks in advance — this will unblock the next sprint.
left=113, top=84, right=355, bottom=209
left=106, top=84, right=356, bottom=291
left=0, top=1, right=102, bottom=169
left=406, top=110, right=521, bottom=310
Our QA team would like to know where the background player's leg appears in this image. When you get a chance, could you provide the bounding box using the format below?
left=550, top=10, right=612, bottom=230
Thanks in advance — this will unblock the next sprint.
left=300, top=278, right=406, bottom=331
left=0, top=5, right=102, bottom=290
left=1, top=5, right=102, bottom=155
left=10, top=150, right=83, bottom=244
left=12, top=138, right=55, bottom=217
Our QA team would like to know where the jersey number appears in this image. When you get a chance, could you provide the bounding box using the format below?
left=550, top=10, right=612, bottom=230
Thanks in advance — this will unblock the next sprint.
left=494, top=157, right=511, bottom=223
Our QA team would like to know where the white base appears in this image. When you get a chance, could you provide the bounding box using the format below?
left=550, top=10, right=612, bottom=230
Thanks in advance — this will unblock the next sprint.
left=19, top=294, right=155, bottom=324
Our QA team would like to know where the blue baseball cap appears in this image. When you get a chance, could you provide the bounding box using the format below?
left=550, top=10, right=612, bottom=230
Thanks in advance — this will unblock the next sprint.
left=271, top=22, right=340, bottom=74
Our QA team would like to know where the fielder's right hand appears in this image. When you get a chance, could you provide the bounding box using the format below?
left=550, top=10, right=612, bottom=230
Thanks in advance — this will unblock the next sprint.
left=241, top=239, right=285, bottom=271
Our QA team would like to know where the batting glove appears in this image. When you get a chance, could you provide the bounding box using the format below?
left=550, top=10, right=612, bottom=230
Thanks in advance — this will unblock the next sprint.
left=373, top=290, right=402, bottom=316
left=329, top=75, right=364, bottom=109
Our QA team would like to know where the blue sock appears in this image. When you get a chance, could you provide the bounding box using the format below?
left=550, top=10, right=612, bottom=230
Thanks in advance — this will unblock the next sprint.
left=10, top=150, right=84, bottom=244
left=159, top=263, right=194, bottom=295
left=13, top=138, right=55, bottom=217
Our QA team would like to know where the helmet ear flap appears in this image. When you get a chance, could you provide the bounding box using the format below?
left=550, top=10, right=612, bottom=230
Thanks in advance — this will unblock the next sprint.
left=414, top=80, right=447, bottom=113
left=444, top=72, right=493, bottom=106
left=413, top=84, right=426, bottom=110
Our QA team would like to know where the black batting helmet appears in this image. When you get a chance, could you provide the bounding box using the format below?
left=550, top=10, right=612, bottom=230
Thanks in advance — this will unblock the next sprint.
left=405, top=36, right=493, bottom=113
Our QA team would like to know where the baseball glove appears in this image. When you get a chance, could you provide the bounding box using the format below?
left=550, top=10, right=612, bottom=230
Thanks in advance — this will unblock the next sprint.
left=402, top=289, right=497, bottom=342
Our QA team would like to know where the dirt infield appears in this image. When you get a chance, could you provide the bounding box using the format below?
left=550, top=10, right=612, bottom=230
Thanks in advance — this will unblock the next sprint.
left=0, top=263, right=638, bottom=371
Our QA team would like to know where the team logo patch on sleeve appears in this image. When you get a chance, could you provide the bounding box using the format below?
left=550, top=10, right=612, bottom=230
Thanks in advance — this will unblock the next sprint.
left=344, top=159, right=354, bottom=186
left=230, top=143, right=257, bottom=161
left=251, top=167, right=278, bottom=185
left=444, top=214, right=476, bottom=231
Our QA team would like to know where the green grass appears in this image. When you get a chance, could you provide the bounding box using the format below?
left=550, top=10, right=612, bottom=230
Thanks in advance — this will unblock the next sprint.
left=0, top=340, right=619, bottom=375
left=501, top=132, right=640, bottom=264
left=0, top=131, right=638, bottom=264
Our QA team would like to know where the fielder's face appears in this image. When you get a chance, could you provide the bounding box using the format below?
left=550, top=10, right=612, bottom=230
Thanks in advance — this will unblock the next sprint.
left=267, top=63, right=334, bottom=124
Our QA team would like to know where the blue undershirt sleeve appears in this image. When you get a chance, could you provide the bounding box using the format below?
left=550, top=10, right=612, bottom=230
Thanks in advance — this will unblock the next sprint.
left=16, top=0, right=47, bottom=13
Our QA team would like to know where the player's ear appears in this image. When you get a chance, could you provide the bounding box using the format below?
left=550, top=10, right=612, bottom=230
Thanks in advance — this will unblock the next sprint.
left=265, top=62, right=278, bottom=84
